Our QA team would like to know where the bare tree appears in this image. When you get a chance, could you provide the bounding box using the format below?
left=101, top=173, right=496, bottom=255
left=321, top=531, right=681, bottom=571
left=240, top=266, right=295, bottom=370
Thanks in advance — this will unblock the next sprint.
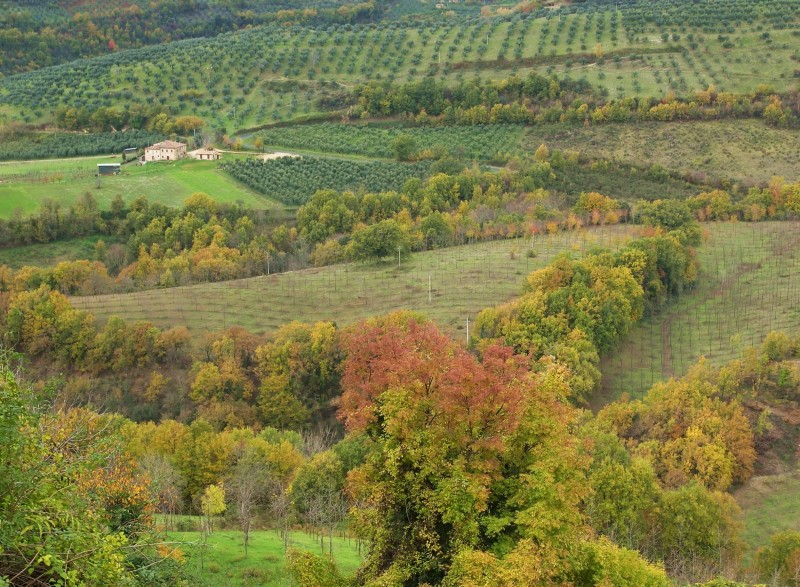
left=269, top=481, right=292, bottom=553
left=323, top=492, right=348, bottom=557
left=139, top=453, right=184, bottom=531
left=302, top=424, right=340, bottom=457
left=228, top=452, right=269, bottom=557
left=298, top=487, right=348, bottom=557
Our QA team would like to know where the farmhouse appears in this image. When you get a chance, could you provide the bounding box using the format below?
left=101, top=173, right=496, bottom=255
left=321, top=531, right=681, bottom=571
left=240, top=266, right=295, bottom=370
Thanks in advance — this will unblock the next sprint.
left=97, top=163, right=121, bottom=175
left=189, top=147, right=222, bottom=161
left=143, top=140, right=187, bottom=162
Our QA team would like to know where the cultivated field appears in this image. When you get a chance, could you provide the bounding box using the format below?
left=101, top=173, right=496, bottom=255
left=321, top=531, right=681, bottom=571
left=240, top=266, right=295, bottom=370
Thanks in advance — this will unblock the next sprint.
left=252, top=123, right=526, bottom=161
left=599, top=221, right=800, bottom=403
left=1, top=0, right=797, bottom=129
left=0, top=156, right=283, bottom=216
left=523, top=119, right=800, bottom=185
left=221, top=156, right=431, bottom=205
left=70, top=225, right=641, bottom=336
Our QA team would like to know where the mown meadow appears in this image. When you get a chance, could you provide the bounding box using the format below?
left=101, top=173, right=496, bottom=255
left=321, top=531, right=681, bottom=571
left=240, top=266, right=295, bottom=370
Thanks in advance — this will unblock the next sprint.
left=0, top=156, right=283, bottom=216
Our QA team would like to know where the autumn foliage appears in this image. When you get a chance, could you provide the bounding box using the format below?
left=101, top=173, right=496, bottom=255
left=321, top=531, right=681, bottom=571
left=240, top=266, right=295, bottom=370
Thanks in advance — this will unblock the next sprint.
left=337, top=313, right=653, bottom=584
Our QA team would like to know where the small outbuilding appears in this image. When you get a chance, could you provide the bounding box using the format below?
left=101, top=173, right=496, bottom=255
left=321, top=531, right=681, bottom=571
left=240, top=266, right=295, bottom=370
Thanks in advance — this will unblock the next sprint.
left=189, top=147, right=222, bottom=161
left=97, top=163, right=121, bottom=175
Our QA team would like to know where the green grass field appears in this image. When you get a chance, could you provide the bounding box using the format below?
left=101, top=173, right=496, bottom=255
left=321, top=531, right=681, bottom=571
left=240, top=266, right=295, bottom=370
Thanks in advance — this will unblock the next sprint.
left=0, top=156, right=284, bottom=217
left=0, top=235, right=117, bottom=268
left=69, top=225, right=640, bottom=336
left=523, top=120, right=800, bottom=185
left=0, top=154, right=120, bottom=176
left=599, top=221, right=800, bottom=404
left=167, top=528, right=362, bottom=586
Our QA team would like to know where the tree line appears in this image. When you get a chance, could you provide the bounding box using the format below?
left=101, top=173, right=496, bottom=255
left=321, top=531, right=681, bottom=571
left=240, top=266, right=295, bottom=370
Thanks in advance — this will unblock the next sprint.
left=52, top=106, right=205, bottom=134
left=1, top=167, right=798, bottom=299
left=350, top=74, right=800, bottom=128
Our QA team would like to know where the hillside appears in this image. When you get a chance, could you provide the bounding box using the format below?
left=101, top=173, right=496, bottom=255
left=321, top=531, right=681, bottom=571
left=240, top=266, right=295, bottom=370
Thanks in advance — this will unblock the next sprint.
left=599, top=220, right=800, bottom=402
left=67, top=221, right=800, bottom=402
left=0, top=0, right=380, bottom=75
left=523, top=119, right=800, bottom=185
left=2, top=1, right=800, bottom=584
left=70, top=224, right=640, bottom=335
left=1, top=0, right=798, bottom=129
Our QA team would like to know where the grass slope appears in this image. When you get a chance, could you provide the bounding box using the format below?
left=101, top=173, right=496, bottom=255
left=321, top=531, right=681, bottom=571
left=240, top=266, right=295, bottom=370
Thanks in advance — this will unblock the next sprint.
left=0, top=235, right=117, bottom=269
left=0, top=156, right=283, bottom=217
left=70, top=225, right=640, bottom=335
left=599, top=221, right=800, bottom=404
left=523, top=120, right=800, bottom=185
left=735, top=469, right=800, bottom=550
left=168, top=528, right=362, bottom=586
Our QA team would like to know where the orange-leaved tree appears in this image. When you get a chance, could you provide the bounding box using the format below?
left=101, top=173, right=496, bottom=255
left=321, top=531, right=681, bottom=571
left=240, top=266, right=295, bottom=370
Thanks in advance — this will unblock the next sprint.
left=338, top=312, right=593, bottom=585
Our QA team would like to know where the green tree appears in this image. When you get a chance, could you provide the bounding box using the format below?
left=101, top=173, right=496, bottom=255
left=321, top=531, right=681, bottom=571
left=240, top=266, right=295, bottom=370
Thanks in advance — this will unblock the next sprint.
left=755, top=531, right=800, bottom=586
left=0, top=359, right=143, bottom=585
left=658, top=483, right=744, bottom=578
left=200, top=483, right=226, bottom=534
left=346, top=219, right=412, bottom=263
left=640, top=199, right=695, bottom=231
left=420, top=211, right=453, bottom=249
left=391, top=133, right=417, bottom=161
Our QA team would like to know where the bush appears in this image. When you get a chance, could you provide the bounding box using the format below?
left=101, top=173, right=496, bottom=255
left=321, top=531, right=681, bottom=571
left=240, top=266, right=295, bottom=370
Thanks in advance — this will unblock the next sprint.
left=285, top=548, right=347, bottom=587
